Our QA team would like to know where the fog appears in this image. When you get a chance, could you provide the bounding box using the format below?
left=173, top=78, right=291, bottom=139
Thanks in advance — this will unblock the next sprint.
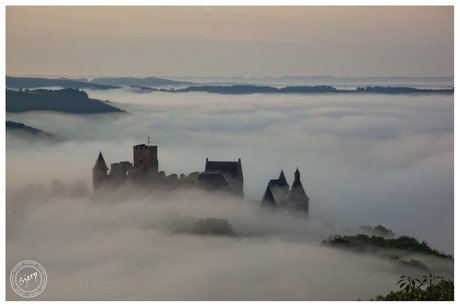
left=5, top=89, right=454, bottom=300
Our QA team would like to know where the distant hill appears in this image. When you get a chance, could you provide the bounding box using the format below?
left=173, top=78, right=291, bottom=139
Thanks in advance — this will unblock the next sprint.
left=6, top=76, right=453, bottom=95
left=168, top=75, right=454, bottom=87
left=6, top=76, right=118, bottom=90
left=355, top=86, right=454, bottom=94
left=6, top=88, right=126, bottom=114
left=176, top=85, right=338, bottom=94
left=6, top=120, right=57, bottom=142
left=90, top=76, right=195, bottom=87
left=175, top=85, right=453, bottom=95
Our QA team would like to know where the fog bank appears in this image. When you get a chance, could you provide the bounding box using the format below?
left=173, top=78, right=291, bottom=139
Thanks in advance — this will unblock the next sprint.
left=8, top=184, right=442, bottom=300
left=5, top=90, right=454, bottom=299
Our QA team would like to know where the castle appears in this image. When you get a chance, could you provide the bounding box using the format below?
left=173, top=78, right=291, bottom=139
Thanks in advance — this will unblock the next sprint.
left=260, top=169, right=310, bottom=215
left=92, top=143, right=244, bottom=198
left=92, top=143, right=309, bottom=215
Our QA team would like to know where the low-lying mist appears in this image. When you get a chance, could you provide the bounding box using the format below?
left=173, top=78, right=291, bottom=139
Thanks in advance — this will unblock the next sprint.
left=5, top=89, right=454, bottom=300
left=8, top=182, right=453, bottom=300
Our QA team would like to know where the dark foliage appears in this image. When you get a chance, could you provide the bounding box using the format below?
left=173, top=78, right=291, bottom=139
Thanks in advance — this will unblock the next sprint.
left=322, top=224, right=454, bottom=278
left=177, top=85, right=337, bottom=94
left=6, top=120, right=56, bottom=141
left=6, top=76, right=117, bottom=90
left=191, top=218, right=236, bottom=236
left=6, top=76, right=453, bottom=95
left=164, top=215, right=236, bottom=237
left=175, top=85, right=452, bottom=95
left=372, top=274, right=454, bottom=301
left=6, top=88, right=126, bottom=114
left=175, top=85, right=454, bottom=95
left=90, top=77, right=195, bottom=87
left=359, top=225, right=395, bottom=238
left=356, top=86, right=453, bottom=94
left=394, top=258, right=431, bottom=273
left=322, top=233, right=452, bottom=259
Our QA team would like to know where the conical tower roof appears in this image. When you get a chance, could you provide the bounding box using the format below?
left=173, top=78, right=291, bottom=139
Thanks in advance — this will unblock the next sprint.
left=290, top=168, right=303, bottom=187
left=285, top=168, right=309, bottom=202
left=278, top=169, right=289, bottom=187
left=93, top=151, right=109, bottom=171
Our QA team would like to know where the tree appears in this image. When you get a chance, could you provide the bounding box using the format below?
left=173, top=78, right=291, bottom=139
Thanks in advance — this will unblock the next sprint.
left=324, top=226, right=452, bottom=260
left=372, top=274, right=454, bottom=301
left=359, top=225, right=395, bottom=238
left=192, top=218, right=236, bottom=236
left=385, top=236, right=452, bottom=259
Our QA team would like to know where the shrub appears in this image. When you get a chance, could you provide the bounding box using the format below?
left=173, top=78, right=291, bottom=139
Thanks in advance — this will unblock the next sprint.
left=192, top=218, right=236, bottom=236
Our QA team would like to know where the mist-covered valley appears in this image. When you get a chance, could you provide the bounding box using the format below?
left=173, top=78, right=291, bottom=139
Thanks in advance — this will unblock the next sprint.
left=5, top=89, right=454, bottom=300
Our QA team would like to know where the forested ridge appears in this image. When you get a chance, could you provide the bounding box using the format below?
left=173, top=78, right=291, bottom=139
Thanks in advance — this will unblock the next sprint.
left=6, top=88, right=125, bottom=114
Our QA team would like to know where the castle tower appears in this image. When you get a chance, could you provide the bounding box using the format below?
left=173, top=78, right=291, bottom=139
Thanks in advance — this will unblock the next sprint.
left=133, top=144, right=158, bottom=173
left=204, top=158, right=244, bottom=198
left=92, top=151, right=109, bottom=191
left=284, top=168, right=309, bottom=214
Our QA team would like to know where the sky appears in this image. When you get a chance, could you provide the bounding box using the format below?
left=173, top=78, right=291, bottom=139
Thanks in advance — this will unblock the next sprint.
left=5, top=5, right=454, bottom=78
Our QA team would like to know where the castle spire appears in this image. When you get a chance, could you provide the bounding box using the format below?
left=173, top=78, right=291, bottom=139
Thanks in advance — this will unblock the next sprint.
left=93, top=151, right=109, bottom=171
left=278, top=169, right=289, bottom=187
left=284, top=167, right=309, bottom=214
left=292, top=167, right=301, bottom=187
left=92, top=151, right=109, bottom=192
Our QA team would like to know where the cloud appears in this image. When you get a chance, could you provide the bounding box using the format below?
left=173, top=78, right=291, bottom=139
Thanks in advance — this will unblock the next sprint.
left=8, top=184, right=442, bottom=301
left=5, top=90, right=454, bottom=300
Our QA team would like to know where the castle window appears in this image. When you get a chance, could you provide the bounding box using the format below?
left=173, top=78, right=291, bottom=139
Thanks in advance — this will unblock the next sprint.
left=140, top=160, right=143, bottom=164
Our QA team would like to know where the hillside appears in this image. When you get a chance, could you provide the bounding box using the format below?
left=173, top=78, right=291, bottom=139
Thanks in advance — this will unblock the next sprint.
left=6, top=120, right=56, bottom=142
left=7, top=76, right=453, bottom=95
left=175, top=85, right=454, bottom=95
left=90, top=76, right=195, bottom=87
left=322, top=225, right=453, bottom=277
left=169, top=75, right=454, bottom=87
left=6, top=76, right=118, bottom=90
left=6, top=88, right=126, bottom=114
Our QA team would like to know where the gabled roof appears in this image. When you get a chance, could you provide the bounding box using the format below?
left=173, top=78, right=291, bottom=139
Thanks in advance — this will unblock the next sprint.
left=93, top=151, right=109, bottom=171
left=268, top=179, right=281, bottom=186
left=261, top=185, right=277, bottom=207
left=268, top=170, right=289, bottom=188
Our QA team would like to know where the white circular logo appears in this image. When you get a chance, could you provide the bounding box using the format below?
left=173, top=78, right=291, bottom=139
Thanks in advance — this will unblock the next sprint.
left=10, top=260, right=47, bottom=298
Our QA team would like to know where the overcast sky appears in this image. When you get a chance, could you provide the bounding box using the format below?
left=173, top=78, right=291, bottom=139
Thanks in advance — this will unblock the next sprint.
left=5, top=5, right=454, bottom=78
